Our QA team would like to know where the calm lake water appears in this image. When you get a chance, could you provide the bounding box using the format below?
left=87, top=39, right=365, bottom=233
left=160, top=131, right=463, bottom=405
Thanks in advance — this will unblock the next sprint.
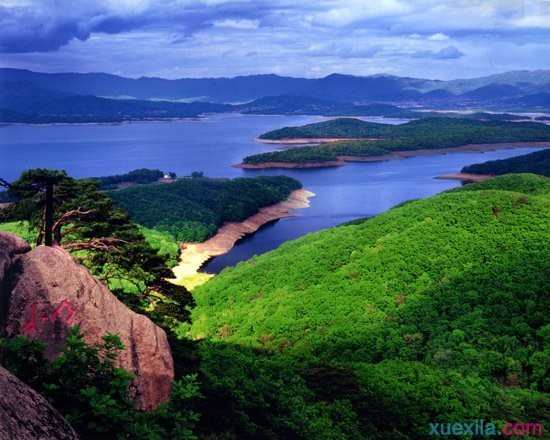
left=0, top=114, right=542, bottom=273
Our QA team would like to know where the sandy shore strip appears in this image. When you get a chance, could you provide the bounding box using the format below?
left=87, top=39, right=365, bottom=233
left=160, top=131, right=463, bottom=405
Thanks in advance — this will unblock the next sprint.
left=257, top=137, right=363, bottom=145
left=170, top=189, right=315, bottom=290
left=234, top=161, right=345, bottom=169
left=238, top=141, right=550, bottom=170
left=436, top=173, right=493, bottom=183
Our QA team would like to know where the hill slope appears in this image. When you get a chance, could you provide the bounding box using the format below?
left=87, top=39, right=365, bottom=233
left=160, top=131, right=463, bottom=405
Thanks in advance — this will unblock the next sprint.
left=188, top=174, right=550, bottom=438
left=109, top=176, right=301, bottom=242
left=237, top=95, right=418, bottom=117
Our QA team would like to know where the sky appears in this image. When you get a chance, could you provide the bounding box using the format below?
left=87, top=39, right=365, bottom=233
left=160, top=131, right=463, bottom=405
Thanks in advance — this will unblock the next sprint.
left=1, top=0, right=549, bottom=80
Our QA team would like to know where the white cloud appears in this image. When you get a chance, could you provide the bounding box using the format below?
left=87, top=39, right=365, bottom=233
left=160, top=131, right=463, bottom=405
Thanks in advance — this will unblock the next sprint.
left=428, top=32, right=450, bottom=41
left=513, top=15, right=550, bottom=28
left=310, top=0, right=410, bottom=27
left=213, top=19, right=260, bottom=30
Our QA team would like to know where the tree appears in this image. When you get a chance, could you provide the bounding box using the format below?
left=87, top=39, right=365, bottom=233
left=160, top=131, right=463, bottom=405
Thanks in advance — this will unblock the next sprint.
left=6, top=169, right=67, bottom=246
left=5, top=169, right=192, bottom=323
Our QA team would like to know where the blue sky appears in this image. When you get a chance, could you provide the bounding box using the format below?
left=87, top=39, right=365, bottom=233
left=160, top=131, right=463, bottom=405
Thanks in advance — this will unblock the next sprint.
left=1, top=0, right=549, bottom=79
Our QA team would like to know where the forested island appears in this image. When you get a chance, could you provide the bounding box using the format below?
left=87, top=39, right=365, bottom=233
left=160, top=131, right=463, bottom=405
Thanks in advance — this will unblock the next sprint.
left=242, top=117, right=550, bottom=168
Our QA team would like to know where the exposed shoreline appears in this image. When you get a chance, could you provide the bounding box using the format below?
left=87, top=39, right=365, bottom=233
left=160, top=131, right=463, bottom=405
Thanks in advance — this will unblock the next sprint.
left=257, top=137, right=363, bottom=145
left=234, top=161, right=344, bottom=169
left=170, top=189, right=315, bottom=290
left=436, top=173, right=493, bottom=183
left=237, top=141, right=550, bottom=170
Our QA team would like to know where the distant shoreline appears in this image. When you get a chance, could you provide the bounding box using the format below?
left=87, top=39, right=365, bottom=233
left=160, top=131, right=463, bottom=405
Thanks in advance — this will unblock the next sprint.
left=257, top=137, right=364, bottom=145
left=237, top=141, right=550, bottom=170
left=436, top=173, right=493, bottom=183
left=0, top=117, right=206, bottom=128
left=169, top=189, right=315, bottom=290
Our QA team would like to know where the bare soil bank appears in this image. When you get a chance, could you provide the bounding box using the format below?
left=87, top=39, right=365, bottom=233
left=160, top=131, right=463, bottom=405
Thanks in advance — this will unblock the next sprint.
left=436, top=173, right=493, bottom=183
left=257, top=137, right=363, bottom=145
left=170, top=189, right=315, bottom=289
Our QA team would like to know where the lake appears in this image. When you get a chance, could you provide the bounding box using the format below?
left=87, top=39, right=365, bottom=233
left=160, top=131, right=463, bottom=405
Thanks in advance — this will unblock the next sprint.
left=0, top=114, right=542, bottom=273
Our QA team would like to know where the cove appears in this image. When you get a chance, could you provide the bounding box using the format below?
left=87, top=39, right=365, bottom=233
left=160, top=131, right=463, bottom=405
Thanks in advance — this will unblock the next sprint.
left=0, top=114, right=543, bottom=274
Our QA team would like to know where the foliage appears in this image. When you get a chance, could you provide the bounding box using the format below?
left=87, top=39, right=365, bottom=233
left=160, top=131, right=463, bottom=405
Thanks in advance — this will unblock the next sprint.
left=5, top=169, right=191, bottom=325
left=91, top=168, right=166, bottom=190
left=109, top=176, right=302, bottom=242
left=192, top=342, right=364, bottom=439
left=0, top=328, right=200, bottom=440
left=246, top=117, right=550, bottom=164
left=453, top=173, right=550, bottom=196
left=4, top=170, right=550, bottom=438
left=184, top=174, right=550, bottom=438
left=139, top=226, right=179, bottom=268
left=462, top=148, right=550, bottom=176
left=0, top=220, right=36, bottom=243
left=259, top=117, right=388, bottom=140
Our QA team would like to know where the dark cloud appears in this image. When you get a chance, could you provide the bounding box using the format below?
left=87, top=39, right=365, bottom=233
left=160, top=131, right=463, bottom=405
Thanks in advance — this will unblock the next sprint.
left=0, top=1, right=279, bottom=53
left=1, top=1, right=548, bottom=53
left=0, top=1, right=548, bottom=79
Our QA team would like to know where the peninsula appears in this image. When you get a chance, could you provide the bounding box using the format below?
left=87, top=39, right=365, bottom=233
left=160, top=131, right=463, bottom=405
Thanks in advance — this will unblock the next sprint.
left=107, top=175, right=310, bottom=288
left=240, top=117, right=550, bottom=169
left=170, top=189, right=314, bottom=289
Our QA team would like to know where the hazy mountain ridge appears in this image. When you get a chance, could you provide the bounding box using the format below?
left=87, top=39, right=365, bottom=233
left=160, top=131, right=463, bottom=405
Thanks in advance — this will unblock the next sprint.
left=0, top=80, right=232, bottom=122
left=1, top=69, right=550, bottom=122
left=2, top=68, right=549, bottom=106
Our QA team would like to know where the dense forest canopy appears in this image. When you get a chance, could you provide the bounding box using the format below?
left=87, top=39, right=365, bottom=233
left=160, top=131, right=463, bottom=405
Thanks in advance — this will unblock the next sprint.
left=90, top=168, right=169, bottom=190
left=462, top=148, right=550, bottom=176
left=109, top=175, right=302, bottom=242
left=246, top=117, right=550, bottom=164
left=187, top=173, right=550, bottom=438
left=2, top=172, right=550, bottom=438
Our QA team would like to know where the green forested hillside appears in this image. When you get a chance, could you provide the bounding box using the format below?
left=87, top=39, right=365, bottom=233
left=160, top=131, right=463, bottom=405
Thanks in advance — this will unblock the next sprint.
left=3, top=173, right=549, bottom=439
left=462, top=148, right=550, bottom=176
left=454, top=172, right=550, bottom=194
left=246, top=117, right=550, bottom=164
left=109, top=176, right=301, bottom=242
left=187, top=174, right=550, bottom=438
left=259, top=117, right=391, bottom=140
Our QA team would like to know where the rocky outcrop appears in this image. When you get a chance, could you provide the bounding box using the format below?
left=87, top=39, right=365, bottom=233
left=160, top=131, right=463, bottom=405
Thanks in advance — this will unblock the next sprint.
left=0, top=232, right=31, bottom=282
left=0, top=366, right=79, bottom=439
left=0, top=232, right=31, bottom=332
left=0, top=233, right=174, bottom=410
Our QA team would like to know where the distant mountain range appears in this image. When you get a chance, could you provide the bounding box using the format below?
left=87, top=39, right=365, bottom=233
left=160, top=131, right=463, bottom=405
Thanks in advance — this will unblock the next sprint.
left=0, top=80, right=231, bottom=123
left=1, top=68, right=549, bottom=122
